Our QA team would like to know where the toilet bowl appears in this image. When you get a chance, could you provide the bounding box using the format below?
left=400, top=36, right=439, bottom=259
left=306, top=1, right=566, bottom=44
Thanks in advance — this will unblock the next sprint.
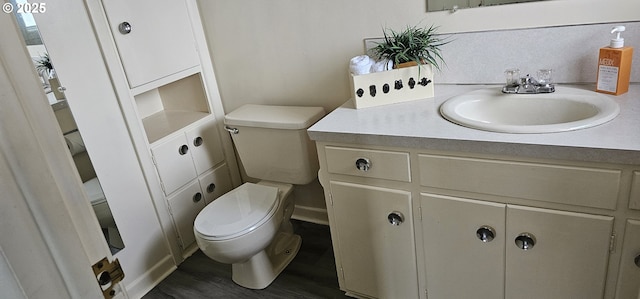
left=194, top=182, right=300, bottom=289
left=193, top=104, right=325, bottom=289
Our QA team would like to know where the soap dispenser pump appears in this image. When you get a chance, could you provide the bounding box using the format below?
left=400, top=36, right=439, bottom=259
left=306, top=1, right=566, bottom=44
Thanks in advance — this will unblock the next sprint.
left=596, top=26, right=634, bottom=95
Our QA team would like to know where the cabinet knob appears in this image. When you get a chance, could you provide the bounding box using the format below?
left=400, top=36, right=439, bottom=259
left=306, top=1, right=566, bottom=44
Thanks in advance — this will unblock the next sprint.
left=355, top=158, right=372, bottom=172
left=178, top=144, right=189, bottom=155
left=635, top=254, right=640, bottom=268
left=206, top=183, right=216, bottom=193
left=118, top=22, right=132, bottom=34
left=193, top=136, right=203, bottom=147
left=476, top=226, right=496, bottom=243
left=515, top=233, right=536, bottom=250
left=192, top=192, right=202, bottom=203
left=387, top=212, right=404, bottom=226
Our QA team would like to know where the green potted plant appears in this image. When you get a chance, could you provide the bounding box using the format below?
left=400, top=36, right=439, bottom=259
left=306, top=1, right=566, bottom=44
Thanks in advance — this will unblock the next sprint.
left=35, top=53, right=65, bottom=100
left=372, top=24, right=448, bottom=71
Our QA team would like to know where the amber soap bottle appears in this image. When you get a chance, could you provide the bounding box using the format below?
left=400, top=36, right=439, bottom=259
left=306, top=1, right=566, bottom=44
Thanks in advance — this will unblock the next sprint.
left=596, top=26, right=633, bottom=96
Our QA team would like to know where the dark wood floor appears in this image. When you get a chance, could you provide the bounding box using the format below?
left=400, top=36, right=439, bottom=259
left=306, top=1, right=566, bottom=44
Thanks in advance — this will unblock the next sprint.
left=143, top=220, right=351, bottom=299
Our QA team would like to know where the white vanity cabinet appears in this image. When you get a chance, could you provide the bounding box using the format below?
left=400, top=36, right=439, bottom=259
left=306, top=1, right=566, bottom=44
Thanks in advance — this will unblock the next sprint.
left=615, top=219, right=640, bottom=299
left=321, top=146, right=419, bottom=299
left=314, top=141, right=637, bottom=299
left=421, top=194, right=614, bottom=299
left=101, top=0, right=199, bottom=88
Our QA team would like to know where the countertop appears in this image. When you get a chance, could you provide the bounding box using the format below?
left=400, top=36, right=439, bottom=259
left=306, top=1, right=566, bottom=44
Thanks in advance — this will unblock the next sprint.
left=308, top=84, right=640, bottom=165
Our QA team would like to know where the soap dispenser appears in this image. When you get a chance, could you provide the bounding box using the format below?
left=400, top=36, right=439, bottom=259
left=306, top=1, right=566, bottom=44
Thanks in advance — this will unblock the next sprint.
left=596, top=26, right=634, bottom=95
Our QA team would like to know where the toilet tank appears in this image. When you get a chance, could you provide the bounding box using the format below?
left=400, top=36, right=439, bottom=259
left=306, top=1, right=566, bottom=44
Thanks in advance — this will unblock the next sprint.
left=224, top=104, right=326, bottom=185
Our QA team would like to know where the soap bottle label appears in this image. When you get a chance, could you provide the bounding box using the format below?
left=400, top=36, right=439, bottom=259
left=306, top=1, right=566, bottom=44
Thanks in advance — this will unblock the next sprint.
left=597, top=64, right=619, bottom=93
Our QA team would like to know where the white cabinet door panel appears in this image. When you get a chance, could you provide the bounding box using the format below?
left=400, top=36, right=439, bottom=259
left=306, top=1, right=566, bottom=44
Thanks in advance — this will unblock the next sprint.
left=615, top=219, right=640, bottom=299
left=151, top=134, right=197, bottom=195
left=102, top=0, right=199, bottom=87
left=167, top=181, right=205, bottom=248
left=186, top=118, right=224, bottom=175
left=199, top=164, right=233, bottom=205
left=330, top=181, right=418, bottom=299
left=505, top=205, right=613, bottom=299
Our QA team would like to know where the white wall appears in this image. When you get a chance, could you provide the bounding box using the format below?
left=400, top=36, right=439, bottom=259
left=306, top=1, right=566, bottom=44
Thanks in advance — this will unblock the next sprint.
left=197, top=0, right=640, bottom=113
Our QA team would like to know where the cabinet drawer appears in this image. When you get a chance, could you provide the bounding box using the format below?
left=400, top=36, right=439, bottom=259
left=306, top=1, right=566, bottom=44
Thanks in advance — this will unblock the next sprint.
left=419, top=154, right=621, bottom=210
left=630, top=172, right=640, bottom=210
left=325, top=146, right=410, bottom=182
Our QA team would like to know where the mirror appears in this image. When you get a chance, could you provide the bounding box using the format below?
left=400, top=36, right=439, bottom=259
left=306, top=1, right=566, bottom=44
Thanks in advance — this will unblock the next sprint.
left=427, top=0, right=543, bottom=12
left=11, top=0, right=124, bottom=254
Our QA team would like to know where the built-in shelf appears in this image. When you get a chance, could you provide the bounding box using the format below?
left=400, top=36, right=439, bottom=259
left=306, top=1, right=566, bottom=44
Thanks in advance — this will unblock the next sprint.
left=134, top=72, right=210, bottom=143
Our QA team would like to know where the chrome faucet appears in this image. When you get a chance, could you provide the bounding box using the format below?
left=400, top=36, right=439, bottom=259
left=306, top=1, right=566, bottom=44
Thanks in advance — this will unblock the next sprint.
left=502, top=69, right=555, bottom=94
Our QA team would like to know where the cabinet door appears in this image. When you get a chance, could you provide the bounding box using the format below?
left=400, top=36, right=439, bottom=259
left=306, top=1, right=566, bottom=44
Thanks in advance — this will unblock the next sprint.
left=615, top=219, right=640, bottom=299
left=102, top=0, right=199, bottom=87
left=329, top=181, right=418, bottom=299
left=167, top=181, right=206, bottom=248
left=151, top=134, right=197, bottom=195
left=505, top=205, right=614, bottom=299
left=421, top=193, right=506, bottom=299
left=199, top=164, right=233, bottom=205
left=186, top=119, right=225, bottom=175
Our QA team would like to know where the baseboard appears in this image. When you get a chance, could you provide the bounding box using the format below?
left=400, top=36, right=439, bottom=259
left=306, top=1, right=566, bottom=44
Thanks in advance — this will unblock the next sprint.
left=125, top=254, right=176, bottom=299
left=292, top=205, right=329, bottom=225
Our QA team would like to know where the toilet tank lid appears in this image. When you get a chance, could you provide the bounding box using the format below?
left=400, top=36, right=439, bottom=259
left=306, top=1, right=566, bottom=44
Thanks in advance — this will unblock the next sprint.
left=224, top=104, right=326, bottom=130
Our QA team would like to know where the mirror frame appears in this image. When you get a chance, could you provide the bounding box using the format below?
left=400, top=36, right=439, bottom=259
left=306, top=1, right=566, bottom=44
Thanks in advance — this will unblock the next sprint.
left=425, top=0, right=640, bottom=34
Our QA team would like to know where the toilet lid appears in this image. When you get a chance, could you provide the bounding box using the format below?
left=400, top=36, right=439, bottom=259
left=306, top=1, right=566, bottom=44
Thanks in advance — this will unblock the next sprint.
left=194, top=183, right=279, bottom=240
left=83, top=178, right=106, bottom=205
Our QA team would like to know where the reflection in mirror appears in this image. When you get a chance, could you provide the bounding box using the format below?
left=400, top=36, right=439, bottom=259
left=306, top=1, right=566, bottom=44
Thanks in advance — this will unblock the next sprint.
left=12, top=0, right=125, bottom=254
left=427, top=0, right=542, bottom=12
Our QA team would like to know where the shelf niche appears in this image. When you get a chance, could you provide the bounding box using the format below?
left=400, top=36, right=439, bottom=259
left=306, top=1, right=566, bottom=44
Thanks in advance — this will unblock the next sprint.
left=135, top=73, right=210, bottom=144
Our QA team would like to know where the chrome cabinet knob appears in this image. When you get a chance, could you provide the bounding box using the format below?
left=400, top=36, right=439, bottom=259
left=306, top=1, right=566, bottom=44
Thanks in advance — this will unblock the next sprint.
left=178, top=144, right=189, bottom=155
left=206, top=183, right=216, bottom=193
left=118, top=22, right=132, bottom=34
left=193, top=136, right=203, bottom=147
left=192, top=192, right=202, bottom=203
left=476, top=226, right=496, bottom=242
left=355, top=157, right=372, bottom=172
left=387, top=212, right=404, bottom=226
left=635, top=254, right=640, bottom=268
left=515, top=233, right=536, bottom=250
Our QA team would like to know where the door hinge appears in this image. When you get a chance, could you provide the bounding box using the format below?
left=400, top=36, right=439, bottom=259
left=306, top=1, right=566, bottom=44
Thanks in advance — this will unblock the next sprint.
left=329, top=193, right=334, bottom=206
left=419, top=206, right=423, bottom=221
left=609, top=233, right=616, bottom=253
left=92, top=257, right=125, bottom=299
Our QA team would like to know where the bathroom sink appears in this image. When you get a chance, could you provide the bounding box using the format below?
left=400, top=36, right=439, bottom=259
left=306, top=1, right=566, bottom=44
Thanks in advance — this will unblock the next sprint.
left=439, top=87, right=620, bottom=133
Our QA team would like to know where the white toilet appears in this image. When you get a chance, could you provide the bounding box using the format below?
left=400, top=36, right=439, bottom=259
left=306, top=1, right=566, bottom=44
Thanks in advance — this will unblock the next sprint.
left=193, top=104, right=325, bottom=289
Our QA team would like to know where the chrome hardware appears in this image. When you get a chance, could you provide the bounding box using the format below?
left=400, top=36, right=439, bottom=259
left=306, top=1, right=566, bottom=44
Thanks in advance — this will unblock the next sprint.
left=192, top=192, right=202, bottom=202
left=635, top=254, right=640, bottom=268
left=206, top=183, right=216, bottom=193
left=224, top=125, right=239, bottom=134
left=502, top=69, right=555, bottom=94
left=118, top=22, right=132, bottom=34
left=178, top=144, right=189, bottom=155
left=476, top=226, right=496, bottom=243
left=193, top=136, right=203, bottom=147
left=355, top=157, right=372, bottom=172
left=57, top=86, right=66, bottom=92
left=387, top=212, right=404, bottom=226
left=515, top=233, right=536, bottom=250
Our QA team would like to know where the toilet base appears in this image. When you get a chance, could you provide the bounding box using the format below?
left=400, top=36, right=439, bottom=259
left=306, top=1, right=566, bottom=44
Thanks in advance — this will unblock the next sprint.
left=231, top=231, right=302, bottom=289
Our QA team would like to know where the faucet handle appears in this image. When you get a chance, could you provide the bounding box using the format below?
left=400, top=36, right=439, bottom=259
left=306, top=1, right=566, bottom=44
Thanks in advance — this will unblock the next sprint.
left=504, top=68, right=520, bottom=86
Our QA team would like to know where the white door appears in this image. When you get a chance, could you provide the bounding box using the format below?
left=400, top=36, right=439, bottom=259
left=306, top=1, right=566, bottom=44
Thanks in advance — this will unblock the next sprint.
left=0, top=11, right=111, bottom=298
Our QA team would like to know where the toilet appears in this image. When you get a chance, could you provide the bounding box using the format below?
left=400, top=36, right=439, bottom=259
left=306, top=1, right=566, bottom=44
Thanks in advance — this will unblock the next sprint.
left=193, top=104, right=325, bottom=289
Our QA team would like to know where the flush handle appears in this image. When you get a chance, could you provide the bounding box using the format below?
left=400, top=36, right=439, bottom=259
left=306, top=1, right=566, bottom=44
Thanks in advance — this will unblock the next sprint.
left=515, top=233, right=536, bottom=250
left=476, top=226, right=496, bottom=243
left=387, top=212, right=404, bottom=226
left=224, top=125, right=239, bottom=134
left=118, top=22, right=132, bottom=34
left=355, top=158, right=372, bottom=172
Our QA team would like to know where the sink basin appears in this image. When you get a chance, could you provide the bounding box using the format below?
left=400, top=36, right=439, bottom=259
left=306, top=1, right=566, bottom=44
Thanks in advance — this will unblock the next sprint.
left=440, top=87, right=620, bottom=133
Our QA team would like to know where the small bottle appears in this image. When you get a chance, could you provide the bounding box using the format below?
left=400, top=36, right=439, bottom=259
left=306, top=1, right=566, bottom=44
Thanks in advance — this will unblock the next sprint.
left=596, top=26, right=634, bottom=95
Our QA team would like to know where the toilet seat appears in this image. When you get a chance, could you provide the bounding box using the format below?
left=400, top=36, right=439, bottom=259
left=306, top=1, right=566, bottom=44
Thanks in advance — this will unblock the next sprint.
left=194, top=183, right=279, bottom=241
